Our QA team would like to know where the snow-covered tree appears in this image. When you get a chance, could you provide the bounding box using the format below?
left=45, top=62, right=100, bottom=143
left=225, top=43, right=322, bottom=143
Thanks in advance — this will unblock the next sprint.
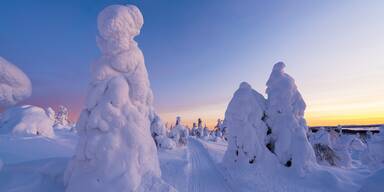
left=190, top=122, right=197, bottom=136
left=64, top=5, right=175, bottom=192
left=309, top=128, right=339, bottom=166
left=0, top=57, right=32, bottom=108
left=223, top=82, right=270, bottom=165
left=196, top=118, right=204, bottom=137
left=0, top=105, right=54, bottom=138
left=265, top=62, right=316, bottom=174
left=362, top=126, right=384, bottom=169
left=149, top=112, right=175, bottom=149
left=170, top=116, right=189, bottom=146
left=45, top=107, right=56, bottom=121
left=54, top=105, right=69, bottom=126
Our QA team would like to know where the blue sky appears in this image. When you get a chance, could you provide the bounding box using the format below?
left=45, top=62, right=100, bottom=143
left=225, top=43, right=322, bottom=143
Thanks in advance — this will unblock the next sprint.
left=1, top=0, right=383, bottom=126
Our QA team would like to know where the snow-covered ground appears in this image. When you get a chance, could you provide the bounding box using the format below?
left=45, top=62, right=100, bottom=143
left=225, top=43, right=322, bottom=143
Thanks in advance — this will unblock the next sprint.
left=1, top=130, right=383, bottom=192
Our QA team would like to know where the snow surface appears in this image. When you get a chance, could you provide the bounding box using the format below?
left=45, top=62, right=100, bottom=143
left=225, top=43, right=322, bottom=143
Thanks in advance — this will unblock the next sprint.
left=0, top=105, right=55, bottom=138
left=0, top=57, right=32, bottom=107
left=64, top=4, right=174, bottom=192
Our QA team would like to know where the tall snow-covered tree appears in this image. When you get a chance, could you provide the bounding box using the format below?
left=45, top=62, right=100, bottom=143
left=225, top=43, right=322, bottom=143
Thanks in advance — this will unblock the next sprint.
left=223, top=82, right=270, bottom=165
left=265, top=62, right=316, bottom=174
left=64, top=5, right=175, bottom=192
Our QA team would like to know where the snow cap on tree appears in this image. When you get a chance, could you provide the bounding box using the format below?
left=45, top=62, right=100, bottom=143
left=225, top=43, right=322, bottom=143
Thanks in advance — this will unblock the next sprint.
left=0, top=57, right=32, bottom=108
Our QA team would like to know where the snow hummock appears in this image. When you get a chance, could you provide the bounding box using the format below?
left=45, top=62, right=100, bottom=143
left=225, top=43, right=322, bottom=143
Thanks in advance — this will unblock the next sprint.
left=0, top=105, right=54, bottom=138
left=0, top=57, right=32, bottom=107
left=64, top=4, right=175, bottom=192
left=265, top=62, right=316, bottom=174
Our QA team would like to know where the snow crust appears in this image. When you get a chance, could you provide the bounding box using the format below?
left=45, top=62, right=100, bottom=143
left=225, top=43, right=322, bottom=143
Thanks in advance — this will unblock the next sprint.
left=64, top=4, right=174, bottom=192
left=0, top=105, right=54, bottom=138
left=0, top=57, right=32, bottom=107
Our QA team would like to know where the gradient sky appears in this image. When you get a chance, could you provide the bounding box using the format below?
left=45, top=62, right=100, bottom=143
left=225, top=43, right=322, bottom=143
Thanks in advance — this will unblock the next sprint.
left=1, top=0, right=383, bottom=127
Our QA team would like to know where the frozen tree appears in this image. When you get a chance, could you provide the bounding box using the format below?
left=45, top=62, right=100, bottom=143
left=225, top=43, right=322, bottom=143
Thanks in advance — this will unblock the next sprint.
left=0, top=105, right=54, bottom=138
left=55, top=105, right=69, bottom=127
left=190, top=122, right=197, bottom=136
left=203, top=124, right=209, bottom=137
left=223, top=82, right=270, bottom=165
left=265, top=62, right=316, bottom=174
left=45, top=107, right=56, bottom=121
left=362, top=126, right=384, bottom=169
left=309, top=128, right=339, bottom=166
left=170, top=116, right=189, bottom=146
left=64, top=5, right=175, bottom=192
left=196, top=118, right=204, bottom=137
left=149, top=112, right=174, bottom=149
left=0, top=57, right=32, bottom=108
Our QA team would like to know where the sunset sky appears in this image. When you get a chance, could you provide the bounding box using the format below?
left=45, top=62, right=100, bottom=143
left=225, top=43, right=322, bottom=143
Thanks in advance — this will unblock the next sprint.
left=1, top=0, right=383, bottom=127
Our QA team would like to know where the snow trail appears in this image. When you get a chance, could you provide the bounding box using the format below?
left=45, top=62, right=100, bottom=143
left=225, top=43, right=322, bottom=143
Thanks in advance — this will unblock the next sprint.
left=188, top=138, right=233, bottom=192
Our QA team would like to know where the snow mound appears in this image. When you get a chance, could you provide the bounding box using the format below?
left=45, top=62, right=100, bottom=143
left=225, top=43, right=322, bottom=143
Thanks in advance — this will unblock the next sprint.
left=0, top=57, right=32, bottom=107
left=223, top=82, right=269, bottom=165
left=0, top=105, right=54, bottom=138
left=64, top=4, right=175, bottom=192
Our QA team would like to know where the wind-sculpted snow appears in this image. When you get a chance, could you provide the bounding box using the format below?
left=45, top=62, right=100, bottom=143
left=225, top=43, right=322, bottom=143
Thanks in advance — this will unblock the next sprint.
left=0, top=57, right=32, bottom=107
left=64, top=4, right=175, bottom=192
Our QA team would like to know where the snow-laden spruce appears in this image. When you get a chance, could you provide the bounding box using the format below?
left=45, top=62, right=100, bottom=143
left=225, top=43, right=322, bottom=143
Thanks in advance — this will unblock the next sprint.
left=170, top=116, right=188, bottom=146
left=150, top=112, right=175, bottom=149
left=0, top=57, right=32, bottom=108
left=64, top=5, right=175, bottom=192
left=0, top=105, right=54, bottom=138
left=265, top=62, right=316, bottom=174
left=223, top=82, right=270, bottom=165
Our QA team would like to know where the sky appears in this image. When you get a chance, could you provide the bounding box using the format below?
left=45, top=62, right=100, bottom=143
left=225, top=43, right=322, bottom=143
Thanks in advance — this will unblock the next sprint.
left=0, top=0, right=383, bottom=127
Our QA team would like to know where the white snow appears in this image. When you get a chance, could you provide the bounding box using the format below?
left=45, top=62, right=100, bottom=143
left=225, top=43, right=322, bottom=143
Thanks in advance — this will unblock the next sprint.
left=64, top=4, right=174, bottom=192
left=0, top=57, right=32, bottom=108
left=265, top=62, right=317, bottom=174
left=0, top=105, right=55, bottom=138
left=223, top=82, right=270, bottom=165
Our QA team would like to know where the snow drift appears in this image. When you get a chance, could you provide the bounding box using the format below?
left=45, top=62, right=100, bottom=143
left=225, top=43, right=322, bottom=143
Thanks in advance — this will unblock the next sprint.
left=0, top=57, right=32, bottom=108
left=0, top=105, right=54, bottom=138
left=64, top=4, right=175, bottom=192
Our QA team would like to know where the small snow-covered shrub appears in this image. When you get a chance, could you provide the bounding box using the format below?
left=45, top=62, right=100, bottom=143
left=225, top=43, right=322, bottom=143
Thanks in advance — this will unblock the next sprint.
left=0, top=105, right=54, bottom=138
left=309, top=128, right=339, bottom=166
